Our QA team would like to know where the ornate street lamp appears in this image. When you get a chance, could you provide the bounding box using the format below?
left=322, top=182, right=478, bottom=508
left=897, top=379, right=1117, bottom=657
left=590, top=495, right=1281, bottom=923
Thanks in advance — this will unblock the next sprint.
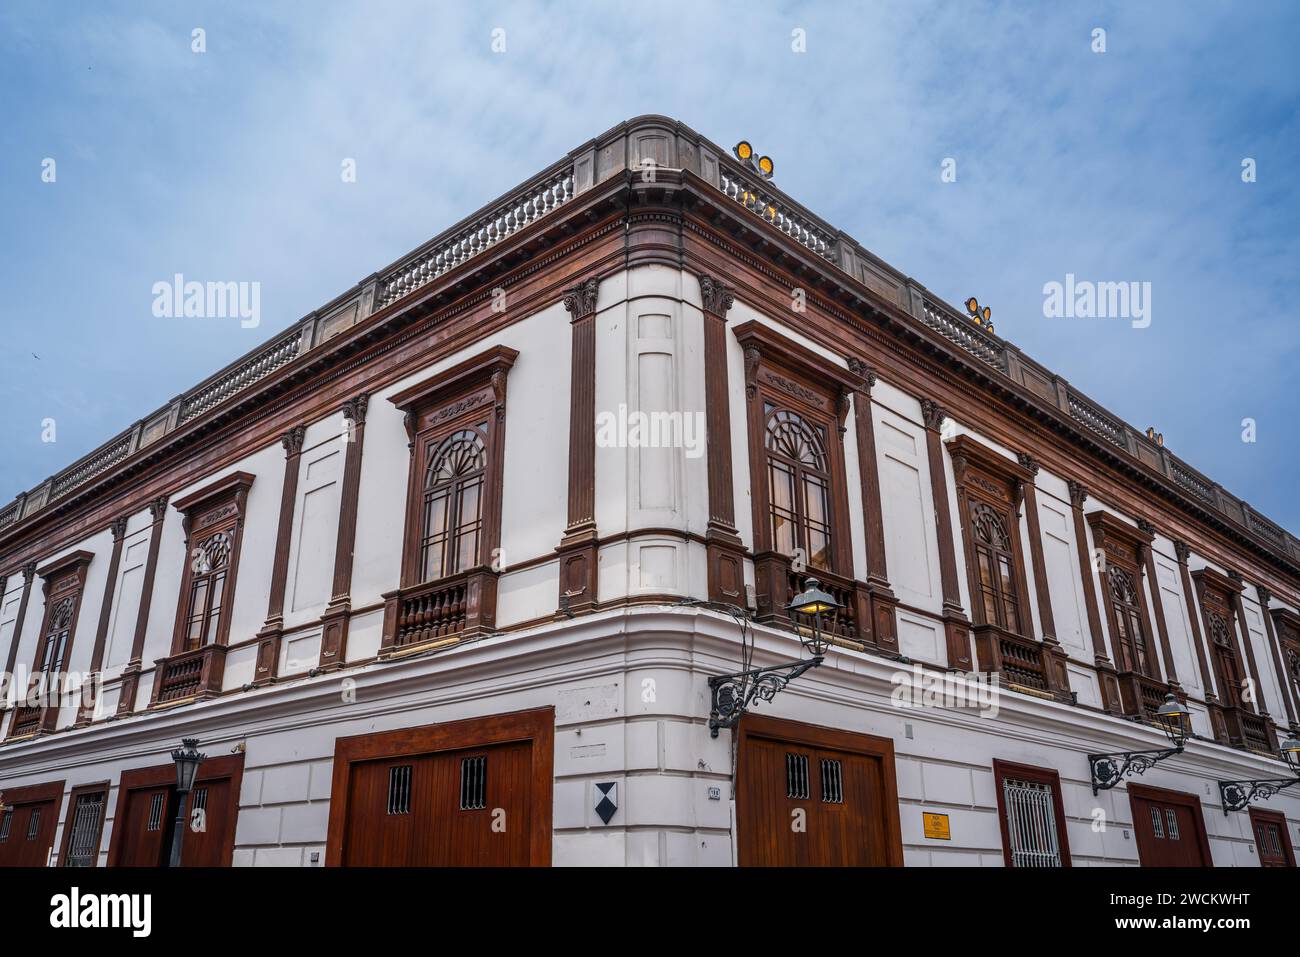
left=1087, top=694, right=1190, bottom=794
left=1218, top=733, right=1300, bottom=814
left=168, top=738, right=206, bottom=867
left=706, top=578, right=840, bottom=737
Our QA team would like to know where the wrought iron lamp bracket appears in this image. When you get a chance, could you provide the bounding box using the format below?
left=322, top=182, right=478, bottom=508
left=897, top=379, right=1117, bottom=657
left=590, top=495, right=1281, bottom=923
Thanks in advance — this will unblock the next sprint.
left=1218, top=776, right=1300, bottom=814
left=1087, top=745, right=1184, bottom=795
left=708, top=657, right=823, bottom=738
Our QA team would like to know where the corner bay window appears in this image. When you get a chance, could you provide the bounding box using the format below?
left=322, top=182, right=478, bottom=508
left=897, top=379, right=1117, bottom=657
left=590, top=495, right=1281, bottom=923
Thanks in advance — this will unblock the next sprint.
left=734, top=321, right=859, bottom=638
left=382, top=345, right=516, bottom=654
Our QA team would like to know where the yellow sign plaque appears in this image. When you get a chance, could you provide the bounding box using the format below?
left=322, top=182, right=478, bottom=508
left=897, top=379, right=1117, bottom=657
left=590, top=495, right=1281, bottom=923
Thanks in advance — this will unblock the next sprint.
left=922, top=812, right=951, bottom=840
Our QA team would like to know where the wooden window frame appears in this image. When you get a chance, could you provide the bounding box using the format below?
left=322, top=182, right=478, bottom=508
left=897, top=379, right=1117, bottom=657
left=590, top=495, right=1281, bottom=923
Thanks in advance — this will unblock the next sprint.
left=1192, top=566, right=1272, bottom=752
left=8, top=551, right=93, bottom=738
left=992, top=760, right=1072, bottom=867
left=57, top=780, right=110, bottom=867
left=324, top=705, right=554, bottom=866
left=945, top=437, right=1063, bottom=697
left=150, top=471, right=255, bottom=707
left=1126, top=783, right=1213, bottom=867
left=1270, top=607, right=1300, bottom=708
left=381, top=345, right=516, bottom=655
left=733, top=321, right=864, bottom=640
left=1248, top=807, right=1295, bottom=867
left=1087, top=511, right=1169, bottom=719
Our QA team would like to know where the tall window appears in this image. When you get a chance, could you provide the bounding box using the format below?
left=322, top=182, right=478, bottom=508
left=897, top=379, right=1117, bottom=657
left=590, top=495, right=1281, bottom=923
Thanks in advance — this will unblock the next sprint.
left=993, top=761, right=1071, bottom=867
left=38, top=594, right=76, bottom=676
left=969, top=500, right=1021, bottom=633
left=182, top=527, right=233, bottom=651
left=420, top=425, right=488, bottom=582
left=1208, top=607, right=1244, bottom=708
left=1107, top=565, right=1153, bottom=677
left=765, top=407, right=833, bottom=572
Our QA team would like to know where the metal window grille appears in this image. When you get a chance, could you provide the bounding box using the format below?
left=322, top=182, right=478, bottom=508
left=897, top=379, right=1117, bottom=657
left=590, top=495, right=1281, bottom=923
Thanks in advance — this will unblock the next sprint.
left=0, top=810, right=10, bottom=842
left=26, top=808, right=41, bottom=841
left=1150, top=806, right=1165, bottom=839
left=460, top=756, right=487, bottom=810
left=820, top=759, right=844, bottom=804
left=192, top=787, right=208, bottom=812
left=1260, top=824, right=1281, bottom=856
left=786, top=753, right=810, bottom=800
left=1165, top=809, right=1179, bottom=841
left=146, top=792, right=166, bottom=831
left=387, top=765, right=412, bottom=815
left=64, top=792, right=105, bottom=867
left=1002, top=778, right=1062, bottom=867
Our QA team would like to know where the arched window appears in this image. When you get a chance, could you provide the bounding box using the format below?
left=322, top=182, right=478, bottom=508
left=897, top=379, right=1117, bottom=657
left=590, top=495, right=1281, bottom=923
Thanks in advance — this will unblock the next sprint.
left=969, top=500, right=1021, bottom=633
left=765, top=407, right=833, bottom=571
left=38, top=595, right=76, bottom=674
left=420, top=426, right=488, bottom=582
left=1107, top=565, right=1152, bottom=677
left=183, top=528, right=233, bottom=651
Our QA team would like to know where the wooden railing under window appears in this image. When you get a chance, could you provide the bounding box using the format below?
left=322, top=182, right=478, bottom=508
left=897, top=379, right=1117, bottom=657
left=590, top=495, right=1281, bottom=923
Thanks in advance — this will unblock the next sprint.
left=380, top=567, right=498, bottom=656
left=1225, top=707, right=1274, bottom=755
left=973, top=625, right=1050, bottom=695
left=152, top=644, right=227, bottom=705
left=8, top=704, right=44, bottom=738
left=752, top=552, right=862, bottom=645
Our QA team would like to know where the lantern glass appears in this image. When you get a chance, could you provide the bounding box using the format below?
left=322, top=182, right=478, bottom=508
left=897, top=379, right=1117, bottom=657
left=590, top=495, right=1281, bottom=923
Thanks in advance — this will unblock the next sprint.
left=1153, top=694, right=1190, bottom=746
left=1281, top=734, right=1300, bottom=773
left=788, top=579, right=840, bottom=618
left=171, top=738, right=205, bottom=793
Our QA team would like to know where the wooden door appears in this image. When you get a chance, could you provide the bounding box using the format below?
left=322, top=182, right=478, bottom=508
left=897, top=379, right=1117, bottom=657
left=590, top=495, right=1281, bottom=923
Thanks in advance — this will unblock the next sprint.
left=1249, top=808, right=1295, bottom=867
left=327, top=708, right=554, bottom=867
left=737, top=714, right=903, bottom=867
left=107, top=754, right=244, bottom=867
left=0, top=780, right=64, bottom=867
left=111, top=785, right=173, bottom=867
left=1129, top=785, right=1213, bottom=866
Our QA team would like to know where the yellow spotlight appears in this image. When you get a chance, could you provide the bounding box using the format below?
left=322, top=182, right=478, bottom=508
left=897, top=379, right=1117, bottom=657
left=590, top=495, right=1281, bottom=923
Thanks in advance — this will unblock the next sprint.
left=982, top=306, right=991, bottom=323
left=734, top=141, right=753, bottom=161
left=965, top=297, right=979, bottom=315
left=757, top=155, right=774, bottom=178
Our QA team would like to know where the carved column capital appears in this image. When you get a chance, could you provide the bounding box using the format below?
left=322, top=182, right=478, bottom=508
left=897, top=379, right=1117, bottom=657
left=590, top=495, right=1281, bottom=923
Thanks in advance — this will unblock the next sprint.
left=1256, top=584, right=1272, bottom=606
left=109, top=516, right=129, bottom=541
left=1016, top=451, right=1040, bottom=477
left=698, top=274, right=735, bottom=318
left=847, top=358, right=877, bottom=394
left=743, top=345, right=761, bottom=401
left=562, top=277, right=600, bottom=321
left=281, top=425, right=307, bottom=457
left=1227, top=569, right=1244, bottom=586
left=342, top=392, right=369, bottom=426
left=1137, top=518, right=1157, bottom=537
left=148, top=494, right=170, bottom=521
left=920, top=398, right=948, bottom=432
left=21, top=561, right=37, bottom=582
left=1173, top=539, right=1190, bottom=564
left=1067, top=479, right=1088, bottom=509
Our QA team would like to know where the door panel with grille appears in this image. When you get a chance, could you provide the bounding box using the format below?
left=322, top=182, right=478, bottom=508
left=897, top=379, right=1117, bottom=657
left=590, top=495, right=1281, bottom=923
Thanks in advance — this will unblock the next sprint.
left=328, top=709, right=554, bottom=867
left=992, top=761, right=1071, bottom=867
left=1130, top=786, right=1212, bottom=866
left=0, top=787, right=62, bottom=867
left=737, top=715, right=902, bottom=867
left=1250, top=809, right=1295, bottom=867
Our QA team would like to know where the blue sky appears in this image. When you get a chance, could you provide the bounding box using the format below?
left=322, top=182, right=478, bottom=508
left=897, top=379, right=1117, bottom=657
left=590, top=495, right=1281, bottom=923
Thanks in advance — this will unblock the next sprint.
left=1, top=1, right=1297, bottom=532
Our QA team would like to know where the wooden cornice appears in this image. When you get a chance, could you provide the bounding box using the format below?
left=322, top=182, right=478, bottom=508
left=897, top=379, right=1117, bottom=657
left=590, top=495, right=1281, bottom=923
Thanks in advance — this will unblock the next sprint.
left=172, top=471, right=256, bottom=514
left=1192, top=565, right=1244, bottom=595
left=388, top=345, right=519, bottom=413
left=944, top=435, right=1035, bottom=488
left=35, top=549, right=94, bottom=582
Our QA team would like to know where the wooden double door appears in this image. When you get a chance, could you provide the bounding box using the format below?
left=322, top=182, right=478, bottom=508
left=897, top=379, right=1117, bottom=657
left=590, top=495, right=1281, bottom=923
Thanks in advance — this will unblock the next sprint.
left=737, top=714, right=903, bottom=866
left=326, top=707, right=554, bottom=866
left=107, top=754, right=243, bottom=866
left=1129, top=784, right=1213, bottom=866
left=0, top=780, right=64, bottom=867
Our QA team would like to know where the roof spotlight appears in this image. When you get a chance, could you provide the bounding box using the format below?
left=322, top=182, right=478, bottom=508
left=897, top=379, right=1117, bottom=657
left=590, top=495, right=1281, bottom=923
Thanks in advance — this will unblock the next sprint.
left=733, top=140, right=775, bottom=180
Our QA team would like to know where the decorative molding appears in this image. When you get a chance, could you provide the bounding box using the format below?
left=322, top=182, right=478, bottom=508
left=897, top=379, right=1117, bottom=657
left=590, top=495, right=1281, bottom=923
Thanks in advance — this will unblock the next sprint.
left=562, top=277, right=599, bottom=321
left=281, top=425, right=306, bottom=457
left=920, top=398, right=947, bottom=432
left=698, top=274, right=735, bottom=318
left=1067, top=480, right=1089, bottom=510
